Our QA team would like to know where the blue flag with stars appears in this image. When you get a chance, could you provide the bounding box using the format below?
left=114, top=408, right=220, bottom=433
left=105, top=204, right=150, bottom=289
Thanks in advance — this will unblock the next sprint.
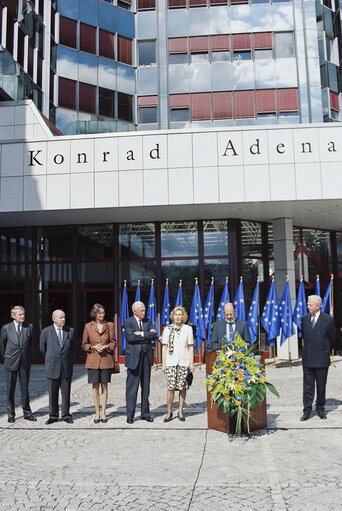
left=147, top=281, right=158, bottom=336
left=233, top=279, right=246, bottom=321
left=203, top=280, right=214, bottom=346
left=279, top=280, right=295, bottom=346
left=261, top=279, right=280, bottom=346
left=293, top=279, right=306, bottom=335
left=120, top=282, right=129, bottom=351
left=248, top=279, right=259, bottom=343
left=216, top=279, right=229, bottom=321
left=175, top=281, right=182, bottom=307
left=189, top=281, right=206, bottom=348
left=322, top=277, right=333, bottom=315
left=135, top=281, right=141, bottom=302
left=161, top=280, right=170, bottom=326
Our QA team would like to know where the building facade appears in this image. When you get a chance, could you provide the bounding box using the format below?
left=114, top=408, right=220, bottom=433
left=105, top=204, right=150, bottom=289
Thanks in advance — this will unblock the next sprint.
left=0, top=0, right=342, bottom=362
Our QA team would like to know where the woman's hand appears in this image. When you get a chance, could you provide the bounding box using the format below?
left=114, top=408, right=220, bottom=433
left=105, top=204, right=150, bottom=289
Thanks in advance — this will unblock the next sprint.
left=161, top=364, right=166, bottom=375
left=95, top=343, right=104, bottom=353
left=189, top=363, right=195, bottom=373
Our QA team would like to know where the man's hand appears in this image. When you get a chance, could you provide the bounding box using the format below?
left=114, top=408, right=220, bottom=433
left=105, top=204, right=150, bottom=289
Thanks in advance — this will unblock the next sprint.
left=149, top=329, right=157, bottom=333
left=134, top=331, right=144, bottom=336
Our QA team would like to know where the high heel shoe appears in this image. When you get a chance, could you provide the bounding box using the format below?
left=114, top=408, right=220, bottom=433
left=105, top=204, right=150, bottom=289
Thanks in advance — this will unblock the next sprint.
left=94, top=418, right=101, bottom=424
left=163, top=413, right=173, bottom=423
left=177, top=414, right=185, bottom=422
left=101, top=418, right=108, bottom=423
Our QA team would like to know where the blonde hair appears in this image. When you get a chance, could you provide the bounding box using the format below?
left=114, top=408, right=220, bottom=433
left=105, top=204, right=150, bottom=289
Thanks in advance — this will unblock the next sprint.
left=170, top=306, right=188, bottom=324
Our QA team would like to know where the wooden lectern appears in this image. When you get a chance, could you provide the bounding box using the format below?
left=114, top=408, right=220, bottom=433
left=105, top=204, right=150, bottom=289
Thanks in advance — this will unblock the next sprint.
left=205, top=348, right=267, bottom=434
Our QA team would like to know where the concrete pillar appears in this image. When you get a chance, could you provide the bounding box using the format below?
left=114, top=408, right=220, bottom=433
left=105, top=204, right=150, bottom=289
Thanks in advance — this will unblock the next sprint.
left=272, top=218, right=299, bottom=360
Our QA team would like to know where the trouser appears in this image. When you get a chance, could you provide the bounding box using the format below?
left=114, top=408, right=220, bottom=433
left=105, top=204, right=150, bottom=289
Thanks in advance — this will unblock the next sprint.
left=6, top=365, right=32, bottom=418
left=303, top=366, right=329, bottom=413
left=126, top=351, right=151, bottom=418
left=48, top=372, right=72, bottom=419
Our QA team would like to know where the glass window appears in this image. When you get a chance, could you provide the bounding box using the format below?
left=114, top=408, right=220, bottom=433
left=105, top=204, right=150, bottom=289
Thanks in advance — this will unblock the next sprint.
left=203, top=221, right=228, bottom=256
left=39, top=292, right=73, bottom=332
left=119, top=224, right=155, bottom=258
left=118, top=36, right=132, bottom=65
left=161, top=222, right=198, bottom=257
left=170, top=53, right=188, bottom=64
left=38, top=263, right=72, bottom=290
left=118, top=92, right=133, bottom=122
left=38, top=226, right=73, bottom=261
left=233, top=51, right=251, bottom=60
left=139, top=106, right=157, bottom=123
left=59, top=16, right=77, bottom=49
left=169, top=0, right=186, bottom=7
left=204, top=259, right=229, bottom=286
left=0, top=229, right=33, bottom=263
left=275, top=32, right=294, bottom=58
left=58, top=77, right=76, bottom=110
left=254, top=49, right=272, bottom=59
left=170, top=108, right=190, bottom=122
left=161, top=260, right=199, bottom=288
left=139, top=40, right=156, bottom=66
left=99, top=29, right=115, bottom=60
left=79, top=82, right=96, bottom=114
left=191, top=52, right=209, bottom=63
left=138, top=0, right=156, bottom=9
left=99, top=87, right=114, bottom=118
left=119, top=261, right=156, bottom=287
left=80, top=23, right=96, bottom=55
left=77, top=225, right=114, bottom=260
left=211, top=51, right=230, bottom=62
left=78, top=262, right=114, bottom=288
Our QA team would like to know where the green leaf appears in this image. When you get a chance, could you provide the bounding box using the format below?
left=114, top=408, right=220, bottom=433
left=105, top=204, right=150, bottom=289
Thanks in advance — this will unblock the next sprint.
left=265, top=382, right=280, bottom=398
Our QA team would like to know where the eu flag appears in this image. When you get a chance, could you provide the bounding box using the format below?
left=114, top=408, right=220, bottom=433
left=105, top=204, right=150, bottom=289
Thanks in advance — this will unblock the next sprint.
left=322, top=276, right=333, bottom=315
left=233, top=278, right=246, bottom=321
left=216, top=277, right=229, bottom=321
left=315, top=275, right=320, bottom=297
left=147, top=280, right=159, bottom=336
left=293, top=278, right=306, bottom=335
left=161, top=279, right=170, bottom=326
left=247, top=279, right=259, bottom=343
left=261, top=278, right=280, bottom=346
left=189, top=280, right=206, bottom=348
left=203, top=278, right=214, bottom=346
left=120, top=281, right=129, bottom=351
left=279, top=280, right=295, bottom=346
left=135, top=280, right=141, bottom=302
left=175, top=280, right=183, bottom=307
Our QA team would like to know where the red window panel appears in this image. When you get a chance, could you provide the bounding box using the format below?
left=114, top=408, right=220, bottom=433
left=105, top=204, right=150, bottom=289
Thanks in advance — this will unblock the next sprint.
left=170, top=94, right=190, bottom=108
left=211, top=35, right=230, bottom=50
left=99, top=29, right=115, bottom=60
left=189, top=0, right=207, bottom=5
left=232, top=34, right=251, bottom=50
left=80, top=23, right=96, bottom=55
left=58, top=77, right=76, bottom=110
left=330, top=91, right=339, bottom=111
left=190, top=36, right=209, bottom=52
left=138, top=96, right=158, bottom=107
left=137, top=0, right=156, bottom=9
left=169, top=38, right=188, bottom=53
left=253, top=32, right=272, bottom=49
left=59, top=16, right=77, bottom=49
left=234, top=90, right=255, bottom=118
left=192, top=93, right=211, bottom=120
left=210, top=1, right=228, bottom=5
left=213, top=92, right=233, bottom=119
left=118, top=36, right=132, bottom=65
left=231, top=0, right=248, bottom=4
left=256, top=89, right=276, bottom=113
left=79, top=82, right=96, bottom=114
left=169, top=0, right=187, bottom=7
left=278, top=88, right=298, bottom=111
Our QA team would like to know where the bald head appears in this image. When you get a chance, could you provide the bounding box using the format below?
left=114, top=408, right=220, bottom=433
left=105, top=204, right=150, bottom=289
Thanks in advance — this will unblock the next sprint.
left=223, top=302, right=236, bottom=323
left=52, top=309, right=66, bottom=328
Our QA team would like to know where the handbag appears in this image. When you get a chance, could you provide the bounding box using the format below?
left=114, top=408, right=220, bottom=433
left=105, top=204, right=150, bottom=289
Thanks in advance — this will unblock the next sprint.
left=112, top=357, right=120, bottom=374
left=185, top=368, right=193, bottom=388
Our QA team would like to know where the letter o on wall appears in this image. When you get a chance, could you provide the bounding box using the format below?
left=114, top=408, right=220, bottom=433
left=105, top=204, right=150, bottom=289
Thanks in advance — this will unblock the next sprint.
left=54, top=154, right=65, bottom=165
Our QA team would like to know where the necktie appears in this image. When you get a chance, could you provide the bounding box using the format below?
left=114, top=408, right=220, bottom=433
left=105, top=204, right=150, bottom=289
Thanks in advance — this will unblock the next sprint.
left=139, top=320, right=143, bottom=331
left=58, top=328, right=63, bottom=347
left=17, top=324, right=21, bottom=335
left=311, top=314, right=316, bottom=328
left=228, top=322, right=234, bottom=342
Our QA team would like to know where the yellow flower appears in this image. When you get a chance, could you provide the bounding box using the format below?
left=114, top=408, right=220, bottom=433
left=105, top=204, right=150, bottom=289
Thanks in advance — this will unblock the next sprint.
left=235, top=400, right=242, bottom=406
left=260, top=375, right=266, bottom=383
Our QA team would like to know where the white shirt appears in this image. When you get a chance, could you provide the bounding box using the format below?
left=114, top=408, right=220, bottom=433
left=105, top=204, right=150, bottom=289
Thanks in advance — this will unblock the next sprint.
left=162, top=324, right=194, bottom=367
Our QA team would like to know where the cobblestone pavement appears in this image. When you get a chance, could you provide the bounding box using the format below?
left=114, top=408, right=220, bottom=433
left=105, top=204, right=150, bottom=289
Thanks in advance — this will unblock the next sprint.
left=0, top=357, right=342, bottom=510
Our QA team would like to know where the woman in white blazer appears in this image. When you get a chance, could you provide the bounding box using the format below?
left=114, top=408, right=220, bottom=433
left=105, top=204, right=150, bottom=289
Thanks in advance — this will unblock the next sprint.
left=161, top=306, right=195, bottom=422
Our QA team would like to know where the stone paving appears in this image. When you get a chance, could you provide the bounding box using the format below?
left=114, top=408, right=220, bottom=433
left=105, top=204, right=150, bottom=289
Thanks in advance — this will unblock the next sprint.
left=0, top=356, right=342, bottom=510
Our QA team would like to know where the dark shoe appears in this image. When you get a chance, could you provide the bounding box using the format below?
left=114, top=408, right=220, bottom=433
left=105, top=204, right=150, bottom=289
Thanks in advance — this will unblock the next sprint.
left=317, top=412, right=327, bottom=419
left=64, top=417, right=73, bottom=424
left=24, top=414, right=37, bottom=422
left=8, top=417, right=15, bottom=423
left=300, top=414, right=311, bottom=421
left=94, top=418, right=101, bottom=424
left=126, top=418, right=134, bottom=424
left=45, top=418, right=58, bottom=425
left=177, top=414, right=185, bottom=422
left=101, top=418, right=108, bottom=423
left=141, top=416, right=154, bottom=422
left=163, top=413, right=173, bottom=423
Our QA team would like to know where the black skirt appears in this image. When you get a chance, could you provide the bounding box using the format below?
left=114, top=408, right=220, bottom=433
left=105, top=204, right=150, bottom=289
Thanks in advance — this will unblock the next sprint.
left=87, top=368, right=112, bottom=384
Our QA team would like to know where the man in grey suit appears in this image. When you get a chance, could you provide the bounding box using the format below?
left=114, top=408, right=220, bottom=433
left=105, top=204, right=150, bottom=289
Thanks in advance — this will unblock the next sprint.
left=209, top=302, right=251, bottom=350
left=0, top=305, right=36, bottom=423
left=124, top=301, right=158, bottom=424
left=40, top=310, right=74, bottom=425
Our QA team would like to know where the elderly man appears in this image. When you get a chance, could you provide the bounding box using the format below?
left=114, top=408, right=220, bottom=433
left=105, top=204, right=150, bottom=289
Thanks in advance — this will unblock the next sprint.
left=40, top=310, right=74, bottom=425
left=300, top=295, right=337, bottom=421
left=0, top=306, right=36, bottom=423
left=209, top=302, right=251, bottom=351
left=124, top=301, right=158, bottom=424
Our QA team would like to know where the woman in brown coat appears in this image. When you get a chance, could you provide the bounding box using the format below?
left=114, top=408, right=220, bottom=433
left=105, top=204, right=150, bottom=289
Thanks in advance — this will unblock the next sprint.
left=82, top=303, right=116, bottom=423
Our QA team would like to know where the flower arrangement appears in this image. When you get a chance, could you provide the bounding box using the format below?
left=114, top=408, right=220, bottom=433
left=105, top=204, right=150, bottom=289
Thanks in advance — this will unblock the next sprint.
left=205, top=333, right=279, bottom=435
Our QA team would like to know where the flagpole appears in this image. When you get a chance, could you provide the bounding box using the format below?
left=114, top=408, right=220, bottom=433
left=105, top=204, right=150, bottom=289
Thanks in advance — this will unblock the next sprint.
left=286, top=275, right=292, bottom=368
left=257, top=276, right=260, bottom=352
left=272, top=275, right=276, bottom=367
left=195, top=277, right=202, bottom=368
left=330, top=274, right=335, bottom=368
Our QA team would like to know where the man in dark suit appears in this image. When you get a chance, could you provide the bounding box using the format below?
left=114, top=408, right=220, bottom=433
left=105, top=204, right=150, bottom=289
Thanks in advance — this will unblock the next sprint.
left=0, top=305, right=36, bottom=423
left=209, top=302, right=251, bottom=350
left=40, top=309, right=74, bottom=425
left=300, top=295, right=337, bottom=421
left=124, top=301, right=158, bottom=424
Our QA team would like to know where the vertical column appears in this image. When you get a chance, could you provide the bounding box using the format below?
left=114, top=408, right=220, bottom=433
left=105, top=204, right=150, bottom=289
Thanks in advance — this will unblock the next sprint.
left=272, top=217, right=299, bottom=360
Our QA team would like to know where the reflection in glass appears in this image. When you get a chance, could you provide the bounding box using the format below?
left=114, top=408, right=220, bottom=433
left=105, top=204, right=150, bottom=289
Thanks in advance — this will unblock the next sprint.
left=171, top=108, right=190, bottom=122
left=119, top=224, right=155, bottom=258
left=230, top=5, right=251, bottom=33
left=77, top=225, right=114, bottom=260
left=119, top=260, right=156, bottom=286
left=161, top=260, right=199, bottom=287
left=209, top=6, right=230, bottom=34
left=169, top=65, right=190, bottom=93
left=188, top=8, right=209, bottom=36
left=78, top=262, right=114, bottom=288
left=203, top=220, right=228, bottom=256
left=78, top=0, right=97, bottom=25
left=78, top=52, right=98, bottom=85
left=272, top=5, right=294, bottom=31
left=161, top=222, right=198, bottom=257
left=137, top=66, right=158, bottom=94
left=98, top=1, right=117, bottom=33
left=254, top=49, right=272, bottom=59
left=233, top=51, right=251, bottom=61
left=38, top=226, right=73, bottom=261
left=139, top=106, right=157, bottom=123
left=117, top=63, right=136, bottom=94
left=190, top=63, right=211, bottom=91
left=0, top=229, right=33, bottom=263
left=275, top=59, right=297, bottom=87
left=98, top=58, right=117, bottom=89
left=38, top=263, right=72, bottom=290
left=275, top=32, right=294, bottom=58
left=39, top=292, right=73, bottom=332
left=191, top=53, right=209, bottom=63
left=139, top=40, right=156, bottom=66
left=212, top=51, right=230, bottom=62
left=233, top=60, right=255, bottom=90
left=204, top=259, right=228, bottom=286
left=56, top=46, right=78, bottom=80
left=168, top=9, right=189, bottom=37
left=170, top=53, right=188, bottom=64
left=0, top=265, right=32, bottom=291
left=254, top=60, right=276, bottom=88
left=211, top=62, right=233, bottom=91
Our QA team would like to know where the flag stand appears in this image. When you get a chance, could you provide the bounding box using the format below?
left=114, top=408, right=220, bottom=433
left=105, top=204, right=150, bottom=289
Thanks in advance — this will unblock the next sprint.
left=330, top=274, right=335, bottom=368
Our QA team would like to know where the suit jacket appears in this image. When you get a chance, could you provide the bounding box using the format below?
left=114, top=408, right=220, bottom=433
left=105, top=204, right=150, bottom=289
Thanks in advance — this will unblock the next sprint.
left=301, top=312, right=337, bottom=368
left=0, top=321, right=33, bottom=372
left=124, top=316, right=158, bottom=370
left=209, top=318, right=251, bottom=351
left=81, top=321, right=116, bottom=369
left=40, top=325, right=74, bottom=380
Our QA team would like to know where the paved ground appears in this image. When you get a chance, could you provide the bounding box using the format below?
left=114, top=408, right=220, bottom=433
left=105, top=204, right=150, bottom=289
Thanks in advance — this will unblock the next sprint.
left=0, top=356, right=342, bottom=511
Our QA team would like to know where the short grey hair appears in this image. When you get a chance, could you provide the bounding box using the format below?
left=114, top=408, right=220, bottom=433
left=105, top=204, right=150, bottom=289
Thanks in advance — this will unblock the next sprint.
left=52, top=309, right=65, bottom=321
left=11, top=306, right=25, bottom=317
left=132, top=301, right=145, bottom=312
left=308, top=295, right=322, bottom=306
